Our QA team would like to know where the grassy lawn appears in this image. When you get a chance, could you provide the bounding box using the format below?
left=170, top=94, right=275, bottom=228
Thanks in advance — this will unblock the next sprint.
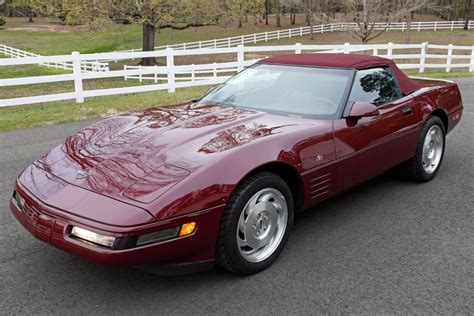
left=0, top=86, right=208, bottom=132
left=1, top=16, right=472, bottom=132
left=0, top=16, right=316, bottom=55
left=1, top=69, right=471, bottom=132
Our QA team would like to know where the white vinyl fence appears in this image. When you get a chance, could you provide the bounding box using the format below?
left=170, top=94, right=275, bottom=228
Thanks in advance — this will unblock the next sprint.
left=1, top=42, right=473, bottom=108
left=0, top=44, right=109, bottom=72
left=119, top=20, right=474, bottom=52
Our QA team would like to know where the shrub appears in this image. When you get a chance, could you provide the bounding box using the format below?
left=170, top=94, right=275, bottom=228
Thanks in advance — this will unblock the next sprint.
left=0, top=15, right=6, bottom=27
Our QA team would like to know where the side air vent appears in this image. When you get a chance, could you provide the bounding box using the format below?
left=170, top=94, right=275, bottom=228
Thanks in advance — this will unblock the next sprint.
left=309, top=173, right=332, bottom=200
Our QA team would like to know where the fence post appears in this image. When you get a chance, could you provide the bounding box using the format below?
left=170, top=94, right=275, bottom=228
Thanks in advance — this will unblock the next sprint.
left=387, top=42, right=393, bottom=59
left=166, top=47, right=175, bottom=93
left=277, top=30, right=280, bottom=40
left=434, top=21, right=437, bottom=31
left=470, top=46, right=474, bottom=72
left=265, top=32, right=268, bottom=42
left=402, top=22, right=405, bottom=32
left=71, top=51, right=84, bottom=103
left=289, top=29, right=292, bottom=39
left=373, top=48, right=378, bottom=56
left=300, top=27, right=303, bottom=36
left=451, top=21, right=454, bottom=31
left=254, top=33, right=257, bottom=43
left=138, top=65, right=142, bottom=82
left=228, top=38, right=231, bottom=47
left=419, top=42, right=428, bottom=73
left=241, top=35, right=244, bottom=45
left=344, top=42, right=350, bottom=54
left=213, top=62, right=217, bottom=78
left=124, top=65, right=128, bottom=81
left=237, top=45, right=245, bottom=72
left=191, top=64, right=195, bottom=81
left=214, top=39, right=217, bottom=49
left=418, top=22, right=421, bottom=32
left=295, top=43, right=302, bottom=54
left=446, top=44, right=453, bottom=72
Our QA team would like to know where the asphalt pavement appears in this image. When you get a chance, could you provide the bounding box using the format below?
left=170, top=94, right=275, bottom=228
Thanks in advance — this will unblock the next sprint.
left=1, top=77, right=473, bottom=314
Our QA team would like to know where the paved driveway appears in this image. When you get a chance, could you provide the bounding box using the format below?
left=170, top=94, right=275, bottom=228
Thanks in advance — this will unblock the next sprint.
left=1, top=77, right=473, bottom=314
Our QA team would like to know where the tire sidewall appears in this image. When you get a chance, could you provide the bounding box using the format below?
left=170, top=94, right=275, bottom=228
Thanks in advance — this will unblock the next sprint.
left=223, top=173, right=294, bottom=274
left=417, top=116, right=446, bottom=181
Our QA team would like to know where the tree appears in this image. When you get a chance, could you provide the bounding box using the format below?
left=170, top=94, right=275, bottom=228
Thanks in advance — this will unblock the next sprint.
left=247, top=0, right=265, bottom=25
left=232, top=0, right=247, bottom=27
left=285, top=0, right=322, bottom=39
left=265, top=0, right=269, bottom=24
left=181, top=0, right=218, bottom=31
left=275, top=0, right=281, bottom=27
left=109, top=0, right=178, bottom=66
left=42, top=0, right=109, bottom=29
left=334, top=0, right=427, bottom=44
left=24, top=0, right=47, bottom=22
left=215, top=0, right=234, bottom=36
left=464, top=0, right=472, bottom=30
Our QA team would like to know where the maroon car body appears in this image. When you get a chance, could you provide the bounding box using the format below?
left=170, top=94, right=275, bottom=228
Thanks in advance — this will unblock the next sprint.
left=10, top=54, right=463, bottom=272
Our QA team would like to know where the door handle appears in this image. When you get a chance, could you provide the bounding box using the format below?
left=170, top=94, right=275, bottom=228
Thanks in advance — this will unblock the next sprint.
left=402, top=107, right=413, bottom=116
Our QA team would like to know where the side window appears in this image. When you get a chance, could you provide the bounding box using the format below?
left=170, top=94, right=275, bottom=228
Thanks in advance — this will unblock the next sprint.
left=348, top=67, right=402, bottom=106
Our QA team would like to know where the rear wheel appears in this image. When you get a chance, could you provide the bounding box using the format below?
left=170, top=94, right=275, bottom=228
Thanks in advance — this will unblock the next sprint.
left=216, top=172, right=294, bottom=274
left=402, top=116, right=446, bottom=182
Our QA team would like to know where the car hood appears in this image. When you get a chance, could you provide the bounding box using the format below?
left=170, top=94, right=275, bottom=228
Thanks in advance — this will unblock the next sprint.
left=34, top=102, right=313, bottom=207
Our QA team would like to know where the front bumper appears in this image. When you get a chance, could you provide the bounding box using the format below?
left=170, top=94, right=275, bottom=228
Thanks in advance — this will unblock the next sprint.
left=10, top=182, right=225, bottom=268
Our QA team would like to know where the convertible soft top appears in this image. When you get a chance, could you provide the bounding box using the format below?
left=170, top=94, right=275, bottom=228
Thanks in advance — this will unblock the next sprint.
left=260, top=53, right=421, bottom=95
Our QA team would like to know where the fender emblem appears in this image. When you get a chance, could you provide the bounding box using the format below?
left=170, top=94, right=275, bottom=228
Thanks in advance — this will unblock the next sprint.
left=76, top=168, right=92, bottom=179
left=316, top=154, right=324, bottom=161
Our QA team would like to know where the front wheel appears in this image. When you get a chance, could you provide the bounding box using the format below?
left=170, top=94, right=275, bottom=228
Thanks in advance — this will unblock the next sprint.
left=402, top=115, right=446, bottom=182
left=216, top=172, right=294, bottom=275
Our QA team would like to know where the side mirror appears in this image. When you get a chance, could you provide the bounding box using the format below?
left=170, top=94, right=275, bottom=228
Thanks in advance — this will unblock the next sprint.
left=348, top=101, right=380, bottom=118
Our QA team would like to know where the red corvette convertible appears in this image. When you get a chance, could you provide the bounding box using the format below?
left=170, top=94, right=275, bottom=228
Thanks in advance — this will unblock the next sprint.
left=11, top=54, right=463, bottom=274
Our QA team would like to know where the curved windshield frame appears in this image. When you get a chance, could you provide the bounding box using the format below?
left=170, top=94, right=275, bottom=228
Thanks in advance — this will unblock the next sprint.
left=198, top=63, right=355, bottom=120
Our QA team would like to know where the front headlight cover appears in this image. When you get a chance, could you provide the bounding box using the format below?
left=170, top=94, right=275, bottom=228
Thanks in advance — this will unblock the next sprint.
left=70, top=226, right=116, bottom=248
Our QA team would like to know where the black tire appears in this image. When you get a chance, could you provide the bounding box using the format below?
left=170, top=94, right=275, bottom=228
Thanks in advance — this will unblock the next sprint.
left=216, top=172, right=294, bottom=275
left=401, top=115, right=446, bottom=182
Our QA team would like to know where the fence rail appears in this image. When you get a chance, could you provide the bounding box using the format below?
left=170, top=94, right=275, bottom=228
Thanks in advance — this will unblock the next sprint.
left=1, top=42, right=473, bottom=108
left=116, top=20, right=473, bottom=53
left=0, top=44, right=109, bottom=72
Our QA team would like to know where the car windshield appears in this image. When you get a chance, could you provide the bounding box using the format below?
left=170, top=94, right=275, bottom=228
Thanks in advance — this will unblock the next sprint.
left=198, top=63, right=353, bottom=119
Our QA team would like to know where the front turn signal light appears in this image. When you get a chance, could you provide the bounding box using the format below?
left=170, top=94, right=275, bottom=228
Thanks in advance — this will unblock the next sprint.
left=179, top=222, right=196, bottom=237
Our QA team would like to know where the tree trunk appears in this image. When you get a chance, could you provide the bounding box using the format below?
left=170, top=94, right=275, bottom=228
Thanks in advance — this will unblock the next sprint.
left=141, top=22, right=157, bottom=66
left=290, top=8, right=295, bottom=25
left=28, top=13, right=33, bottom=23
left=405, top=14, right=412, bottom=44
left=452, top=0, right=459, bottom=20
left=275, top=0, right=281, bottom=27
left=465, top=0, right=472, bottom=30
left=265, top=0, right=269, bottom=25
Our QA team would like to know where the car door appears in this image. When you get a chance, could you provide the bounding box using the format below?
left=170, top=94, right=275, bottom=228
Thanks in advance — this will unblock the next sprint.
left=333, top=67, right=421, bottom=191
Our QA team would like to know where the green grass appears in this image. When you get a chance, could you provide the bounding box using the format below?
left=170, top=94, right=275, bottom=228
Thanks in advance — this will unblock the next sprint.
left=1, top=17, right=473, bottom=132
left=0, top=17, right=312, bottom=55
left=0, top=86, right=208, bottom=132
